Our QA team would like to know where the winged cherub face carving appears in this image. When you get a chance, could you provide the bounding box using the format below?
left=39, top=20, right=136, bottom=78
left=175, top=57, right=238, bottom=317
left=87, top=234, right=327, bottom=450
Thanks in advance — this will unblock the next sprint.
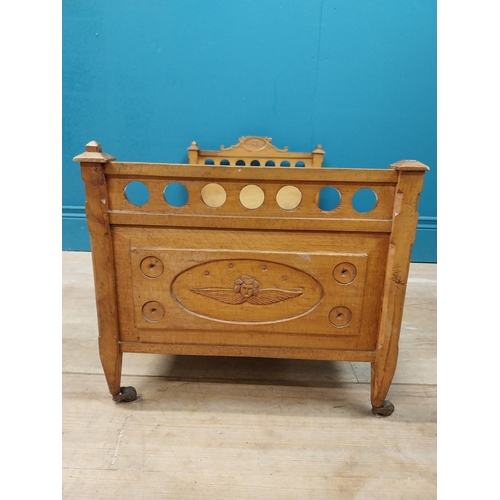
left=233, top=275, right=260, bottom=299
left=190, top=274, right=302, bottom=306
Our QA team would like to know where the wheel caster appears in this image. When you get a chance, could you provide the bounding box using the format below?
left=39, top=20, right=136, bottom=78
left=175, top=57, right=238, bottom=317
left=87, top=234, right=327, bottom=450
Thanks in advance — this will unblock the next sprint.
left=371, top=400, right=394, bottom=417
left=113, top=386, right=138, bottom=403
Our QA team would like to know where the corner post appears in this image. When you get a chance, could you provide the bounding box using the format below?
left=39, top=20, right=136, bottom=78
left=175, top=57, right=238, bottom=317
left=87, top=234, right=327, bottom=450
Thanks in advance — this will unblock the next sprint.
left=371, top=160, right=429, bottom=416
left=311, top=145, right=325, bottom=168
left=187, top=141, right=200, bottom=164
left=73, top=142, right=136, bottom=402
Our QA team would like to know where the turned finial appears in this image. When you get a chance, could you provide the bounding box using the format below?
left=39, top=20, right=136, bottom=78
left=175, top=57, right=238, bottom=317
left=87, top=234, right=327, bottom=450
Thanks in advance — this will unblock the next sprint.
left=187, top=141, right=200, bottom=163
left=312, top=144, right=325, bottom=168
left=85, top=141, right=102, bottom=153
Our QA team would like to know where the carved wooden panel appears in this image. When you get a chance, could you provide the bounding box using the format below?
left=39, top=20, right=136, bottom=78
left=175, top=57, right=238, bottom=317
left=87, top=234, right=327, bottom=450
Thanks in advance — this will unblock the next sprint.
left=129, top=246, right=368, bottom=336
left=171, top=259, right=322, bottom=324
left=111, top=226, right=388, bottom=352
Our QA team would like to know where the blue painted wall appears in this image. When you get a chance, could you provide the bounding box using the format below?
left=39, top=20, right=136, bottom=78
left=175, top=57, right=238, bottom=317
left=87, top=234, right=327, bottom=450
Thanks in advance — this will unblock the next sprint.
left=63, top=0, right=436, bottom=262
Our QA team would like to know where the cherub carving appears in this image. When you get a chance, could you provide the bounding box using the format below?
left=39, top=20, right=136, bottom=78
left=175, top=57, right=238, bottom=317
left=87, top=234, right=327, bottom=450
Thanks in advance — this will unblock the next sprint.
left=191, top=275, right=303, bottom=305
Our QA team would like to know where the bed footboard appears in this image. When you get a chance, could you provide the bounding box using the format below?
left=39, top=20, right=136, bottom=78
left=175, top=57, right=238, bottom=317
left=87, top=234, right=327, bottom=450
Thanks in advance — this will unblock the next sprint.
left=74, top=140, right=428, bottom=416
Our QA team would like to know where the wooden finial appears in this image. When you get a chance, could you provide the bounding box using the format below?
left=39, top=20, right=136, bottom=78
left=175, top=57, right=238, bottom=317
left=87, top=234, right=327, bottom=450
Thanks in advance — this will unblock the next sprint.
left=390, top=160, right=429, bottom=172
left=187, top=141, right=200, bottom=164
left=85, top=141, right=102, bottom=153
left=73, top=141, right=116, bottom=163
left=312, top=144, right=325, bottom=168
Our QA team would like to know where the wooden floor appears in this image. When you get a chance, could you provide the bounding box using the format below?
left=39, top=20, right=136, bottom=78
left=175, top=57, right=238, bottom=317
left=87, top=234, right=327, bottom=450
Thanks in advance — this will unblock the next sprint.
left=62, top=251, right=436, bottom=499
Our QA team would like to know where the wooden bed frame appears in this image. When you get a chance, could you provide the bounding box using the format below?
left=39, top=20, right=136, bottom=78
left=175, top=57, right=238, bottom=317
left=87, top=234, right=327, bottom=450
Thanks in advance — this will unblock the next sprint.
left=74, top=137, right=428, bottom=416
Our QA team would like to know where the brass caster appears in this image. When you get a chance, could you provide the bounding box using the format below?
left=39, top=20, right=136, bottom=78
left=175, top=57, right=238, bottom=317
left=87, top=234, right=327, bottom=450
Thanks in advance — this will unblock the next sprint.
left=371, top=400, right=394, bottom=417
left=113, top=386, right=138, bottom=403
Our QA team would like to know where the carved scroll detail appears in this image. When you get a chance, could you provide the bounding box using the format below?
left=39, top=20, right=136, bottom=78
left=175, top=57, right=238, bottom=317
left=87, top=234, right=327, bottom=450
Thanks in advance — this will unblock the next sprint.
left=220, top=136, right=289, bottom=153
left=190, top=275, right=302, bottom=305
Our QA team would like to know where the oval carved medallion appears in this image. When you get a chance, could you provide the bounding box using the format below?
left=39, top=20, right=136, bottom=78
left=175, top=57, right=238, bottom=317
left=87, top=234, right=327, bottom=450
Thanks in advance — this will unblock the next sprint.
left=171, top=259, right=324, bottom=324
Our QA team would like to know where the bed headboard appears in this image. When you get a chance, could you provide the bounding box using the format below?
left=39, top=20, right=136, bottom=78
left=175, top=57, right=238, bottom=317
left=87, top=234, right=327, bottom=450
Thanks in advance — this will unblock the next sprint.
left=187, top=136, right=324, bottom=168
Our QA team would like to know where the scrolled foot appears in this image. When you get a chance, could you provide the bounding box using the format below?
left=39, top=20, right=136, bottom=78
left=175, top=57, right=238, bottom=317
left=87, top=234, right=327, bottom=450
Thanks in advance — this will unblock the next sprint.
left=371, top=400, right=394, bottom=417
left=112, top=386, right=138, bottom=403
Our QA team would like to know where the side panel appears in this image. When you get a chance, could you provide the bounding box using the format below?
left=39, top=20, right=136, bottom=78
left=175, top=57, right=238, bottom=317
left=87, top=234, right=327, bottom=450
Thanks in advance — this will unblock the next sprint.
left=112, top=227, right=389, bottom=352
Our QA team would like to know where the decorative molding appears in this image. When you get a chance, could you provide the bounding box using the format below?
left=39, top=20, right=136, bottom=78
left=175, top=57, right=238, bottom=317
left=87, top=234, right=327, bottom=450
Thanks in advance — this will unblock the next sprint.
left=63, top=205, right=436, bottom=228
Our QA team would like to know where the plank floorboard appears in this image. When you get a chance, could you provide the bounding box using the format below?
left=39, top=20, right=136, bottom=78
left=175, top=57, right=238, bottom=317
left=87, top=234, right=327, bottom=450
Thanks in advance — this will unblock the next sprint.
left=62, top=251, right=436, bottom=499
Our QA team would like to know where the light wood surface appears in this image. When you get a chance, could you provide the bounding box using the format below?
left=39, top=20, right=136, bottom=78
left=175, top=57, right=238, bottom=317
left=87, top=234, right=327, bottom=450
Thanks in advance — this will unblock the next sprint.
left=187, top=136, right=325, bottom=168
left=62, top=250, right=436, bottom=499
left=74, top=140, right=429, bottom=413
left=80, top=163, right=123, bottom=398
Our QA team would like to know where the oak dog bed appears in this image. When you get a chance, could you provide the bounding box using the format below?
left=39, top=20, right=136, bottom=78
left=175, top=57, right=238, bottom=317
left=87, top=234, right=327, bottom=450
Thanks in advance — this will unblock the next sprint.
left=74, top=137, right=429, bottom=416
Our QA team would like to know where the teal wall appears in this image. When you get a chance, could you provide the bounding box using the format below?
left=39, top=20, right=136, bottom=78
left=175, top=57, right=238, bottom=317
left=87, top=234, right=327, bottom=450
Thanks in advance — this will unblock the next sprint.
left=63, top=0, right=436, bottom=262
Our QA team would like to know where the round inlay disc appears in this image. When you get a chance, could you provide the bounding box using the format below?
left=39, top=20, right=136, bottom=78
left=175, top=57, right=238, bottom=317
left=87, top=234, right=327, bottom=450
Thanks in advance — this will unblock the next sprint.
left=329, top=306, right=352, bottom=328
left=333, top=262, right=357, bottom=284
left=140, top=257, right=164, bottom=278
left=142, top=301, right=165, bottom=322
left=276, top=185, right=302, bottom=210
left=239, top=184, right=265, bottom=210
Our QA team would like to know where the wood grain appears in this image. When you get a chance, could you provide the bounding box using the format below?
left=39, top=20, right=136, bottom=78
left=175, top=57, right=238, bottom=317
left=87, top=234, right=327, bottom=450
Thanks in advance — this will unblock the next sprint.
left=371, top=165, right=428, bottom=408
left=63, top=251, right=436, bottom=499
left=62, top=373, right=436, bottom=500
left=74, top=140, right=429, bottom=415
left=186, top=136, right=324, bottom=168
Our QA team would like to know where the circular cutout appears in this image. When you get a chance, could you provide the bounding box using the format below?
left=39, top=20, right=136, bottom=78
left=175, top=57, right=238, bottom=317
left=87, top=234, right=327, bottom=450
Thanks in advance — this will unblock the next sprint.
left=164, top=182, right=189, bottom=207
left=140, top=256, right=164, bottom=278
left=204, top=158, right=215, bottom=165
left=142, top=301, right=165, bottom=322
left=239, top=185, right=265, bottom=210
left=329, top=306, right=352, bottom=328
left=352, top=188, right=378, bottom=213
left=250, top=160, right=260, bottom=166
left=220, top=159, right=230, bottom=166
left=201, top=183, right=227, bottom=208
left=276, top=185, right=302, bottom=210
left=125, top=181, right=150, bottom=207
left=265, top=160, right=275, bottom=167
left=317, top=186, right=341, bottom=211
left=333, top=262, right=357, bottom=284
left=280, top=161, right=290, bottom=167
left=236, top=159, right=246, bottom=166
left=295, top=161, right=305, bottom=168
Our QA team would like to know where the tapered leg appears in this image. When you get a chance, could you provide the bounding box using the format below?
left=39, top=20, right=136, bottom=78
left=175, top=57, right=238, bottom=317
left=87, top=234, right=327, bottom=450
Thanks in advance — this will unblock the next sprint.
left=370, top=347, right=398, bottom=416
left=78, top=149, right=137, bottom=403
left=369, top=163, right=428, bottom=417
left=99, top=347, right=137, bottom=402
